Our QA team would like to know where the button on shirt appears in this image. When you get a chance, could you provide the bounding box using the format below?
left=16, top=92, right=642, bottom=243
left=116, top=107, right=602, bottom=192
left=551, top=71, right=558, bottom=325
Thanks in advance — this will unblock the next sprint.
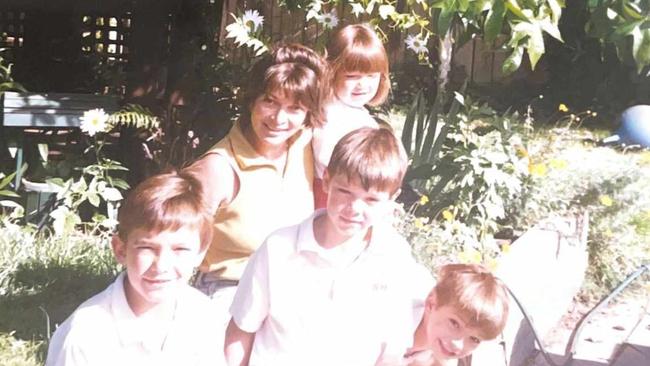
left=231, top=210, right=434, bottom=366
left=46, top=272, right=222, bottom=366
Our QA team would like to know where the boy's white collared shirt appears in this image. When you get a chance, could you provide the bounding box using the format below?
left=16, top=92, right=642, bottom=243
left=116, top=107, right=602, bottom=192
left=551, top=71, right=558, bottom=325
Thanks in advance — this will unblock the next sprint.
left=46, top=272, right=222, bottom=366
left=231, top=210, right=434, bottom=366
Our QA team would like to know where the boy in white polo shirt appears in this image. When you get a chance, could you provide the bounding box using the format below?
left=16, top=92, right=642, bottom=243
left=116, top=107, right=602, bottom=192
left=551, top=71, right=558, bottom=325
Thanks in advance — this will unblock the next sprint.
left=224, top=127, right=433, bottom=366
left=46, top=171, right=222, bottom=366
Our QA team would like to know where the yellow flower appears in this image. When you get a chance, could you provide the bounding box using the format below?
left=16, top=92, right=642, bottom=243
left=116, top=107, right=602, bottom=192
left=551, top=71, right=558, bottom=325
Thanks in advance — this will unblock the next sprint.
left=501, top=243, right=511, bottom=254
left=442, top=210, right=454, bottom=222
left=419, top=195, right=429, bottom=205
left=528, top=163, right=548, bottom=176
left=459, top=248, right=482, bottom=264
left=515, top=145, right=529, bottom=158
left=639, top=151, right=650, bottom=166
left=558, top=103, right=569, bottom=112
left=414, top=218, right=424, bottom=229
left=549, top=159, right=568, bottom=170
left=487, top=257, right=499, bottom=272
left=599, top=195, right=613, bottom=207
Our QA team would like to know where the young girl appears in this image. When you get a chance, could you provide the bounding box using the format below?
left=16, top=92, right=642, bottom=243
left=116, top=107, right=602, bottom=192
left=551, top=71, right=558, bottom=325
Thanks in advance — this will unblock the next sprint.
left=312, top=23, right=391, bottom=208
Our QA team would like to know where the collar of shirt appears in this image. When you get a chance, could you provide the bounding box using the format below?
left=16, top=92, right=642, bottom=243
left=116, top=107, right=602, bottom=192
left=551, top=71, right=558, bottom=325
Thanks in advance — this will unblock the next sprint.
left=295, top=209, right=392, bottom=267
left=110, top=272, right=175, bottom=353
left=228, top=120, right=308, bottom=171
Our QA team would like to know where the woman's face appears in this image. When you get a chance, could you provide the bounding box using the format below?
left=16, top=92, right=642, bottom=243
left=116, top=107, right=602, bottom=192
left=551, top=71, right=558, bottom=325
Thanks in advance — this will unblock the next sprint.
left=249, top=91, right=308, bottom=150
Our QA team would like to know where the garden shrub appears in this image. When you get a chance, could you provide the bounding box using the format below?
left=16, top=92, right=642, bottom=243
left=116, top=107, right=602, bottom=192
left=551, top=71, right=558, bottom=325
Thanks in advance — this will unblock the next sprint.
left=522, top=134, right=650, bottom=298
left=396, top=96, right=649, bottom=299
left=401, top=92, right=532, bottom=266
left=0, top=217, right=118, bottom=347
left=0, top=332, right=42, bottom=366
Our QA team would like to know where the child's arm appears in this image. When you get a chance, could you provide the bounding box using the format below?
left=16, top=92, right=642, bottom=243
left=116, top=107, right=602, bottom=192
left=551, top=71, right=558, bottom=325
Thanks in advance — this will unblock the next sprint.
left=225, top=241, right=272, bottom=365
left=224, top=318, right=254, bottom=366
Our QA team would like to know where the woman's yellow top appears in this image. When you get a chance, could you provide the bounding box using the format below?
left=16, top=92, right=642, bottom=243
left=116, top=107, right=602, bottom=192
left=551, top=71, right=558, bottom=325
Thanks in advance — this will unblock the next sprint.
left=198, top=121, right=314, bottom=280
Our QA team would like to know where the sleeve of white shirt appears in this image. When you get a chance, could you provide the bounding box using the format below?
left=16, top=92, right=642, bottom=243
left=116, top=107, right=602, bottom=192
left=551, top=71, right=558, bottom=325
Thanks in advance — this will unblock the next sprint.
left=381, top=257, right=435, bottom=360
left=46, top=322, right=89, bottom=366
left=229, top=241, right=271, bottom=333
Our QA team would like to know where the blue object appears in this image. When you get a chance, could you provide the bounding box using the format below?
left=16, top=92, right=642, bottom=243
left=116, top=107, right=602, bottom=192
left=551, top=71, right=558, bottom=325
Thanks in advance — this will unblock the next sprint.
left=616, top=105, right=650, bottom=147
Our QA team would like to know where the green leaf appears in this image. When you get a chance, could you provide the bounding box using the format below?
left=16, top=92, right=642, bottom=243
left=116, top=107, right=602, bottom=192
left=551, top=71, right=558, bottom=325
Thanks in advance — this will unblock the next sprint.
left=457, top=0, right=470, bottom=12
left=37, top=143, right=49, bottom=163
left=632, top=28, right=650, bottom=73
left=614, top=20, right=643, bottom=37
left=438, top=7, right=455, bottom=36
left=547, top=0, right=563, bottom=22
left=0, top=190, right=20, bottom=198
left=401, top=91, right=421, bottom=155
left=526, top=24, right=545, bottom=69
left=502, top=46, right=524, bottom=74
left=623, top=2, right=644, bottom=20
left=88, top=193, right=101, bottom=207
left=539, top=18, right=563, bottom=41
left=107, top=177, right=130, bottom=190
left=0, top=171, right=16, bottom=190
left=484, top=0, right=506, bottom=44
left=505, top=0, right=528, bottom=20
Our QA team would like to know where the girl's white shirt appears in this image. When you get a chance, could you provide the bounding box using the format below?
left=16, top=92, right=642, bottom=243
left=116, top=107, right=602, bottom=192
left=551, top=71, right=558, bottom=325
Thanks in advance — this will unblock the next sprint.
left=313, top=100, right=378, bottom=178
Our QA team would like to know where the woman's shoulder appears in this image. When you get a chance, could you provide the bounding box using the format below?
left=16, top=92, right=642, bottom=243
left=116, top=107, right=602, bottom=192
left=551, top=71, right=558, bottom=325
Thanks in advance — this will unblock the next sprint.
left=183, top=152, right=238, bottom=211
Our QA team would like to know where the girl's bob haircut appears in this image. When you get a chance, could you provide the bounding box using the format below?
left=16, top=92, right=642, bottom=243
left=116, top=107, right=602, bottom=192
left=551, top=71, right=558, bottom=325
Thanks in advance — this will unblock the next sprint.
left=326, top=23, right=390, bottom=107
left=240, top=43, right=326, bottom=127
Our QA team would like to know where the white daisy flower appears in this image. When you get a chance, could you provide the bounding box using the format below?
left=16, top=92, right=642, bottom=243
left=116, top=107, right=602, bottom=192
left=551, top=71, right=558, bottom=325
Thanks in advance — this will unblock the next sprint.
left=242, top=9, right=264, bottom=32
left=317, top=10, right=339, bottom=29
left=405, top=34, right=429, bottom=54
left=80, top=108, right=109, bottom=136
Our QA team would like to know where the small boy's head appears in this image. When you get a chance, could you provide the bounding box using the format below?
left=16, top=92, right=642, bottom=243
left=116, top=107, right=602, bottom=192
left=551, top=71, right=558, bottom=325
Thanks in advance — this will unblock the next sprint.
left=322, top=127, right=407, bottom=237
left=420, top=263, right=509, bottom=360
left=112, top=170, right=213, bottom=314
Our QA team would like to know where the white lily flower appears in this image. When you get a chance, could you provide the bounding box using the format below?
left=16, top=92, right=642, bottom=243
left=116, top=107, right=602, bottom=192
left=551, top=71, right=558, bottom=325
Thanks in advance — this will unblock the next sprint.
left=317, top=10, right=339, bottom=29
left=80, top=108, right=109, bottom=136
left=350, top=2, right=365, bottom=17
left=242, top=9, right=264, bottom=32
left=405, top=34, right=429, bottom=54
left=226, top=21, right=251, bottom=46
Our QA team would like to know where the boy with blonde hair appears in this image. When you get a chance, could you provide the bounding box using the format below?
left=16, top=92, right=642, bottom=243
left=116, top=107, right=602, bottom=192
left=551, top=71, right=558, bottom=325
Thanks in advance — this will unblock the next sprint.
left=224, top=127, right=433, bottom=366
left=46, top=171, right=222, bottom=366
left=384, top=263, right=510, bottom=366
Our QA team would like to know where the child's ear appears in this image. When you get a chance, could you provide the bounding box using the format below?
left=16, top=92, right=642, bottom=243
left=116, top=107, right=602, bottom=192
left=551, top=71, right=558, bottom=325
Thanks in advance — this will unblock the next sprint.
left=390, top=188, right=401, bottom=201
left=111, top=235, right=127, bottom=265
left=425, top=292, right=438, bottom=312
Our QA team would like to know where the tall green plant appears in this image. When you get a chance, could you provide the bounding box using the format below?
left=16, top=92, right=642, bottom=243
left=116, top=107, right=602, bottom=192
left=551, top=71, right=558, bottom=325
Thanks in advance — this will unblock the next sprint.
left=401, top=90, right=531, bottom=254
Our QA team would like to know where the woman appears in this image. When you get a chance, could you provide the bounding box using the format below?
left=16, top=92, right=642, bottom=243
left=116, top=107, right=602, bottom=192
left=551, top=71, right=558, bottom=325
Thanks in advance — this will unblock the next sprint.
left=183, top=43, right=325, bottom=352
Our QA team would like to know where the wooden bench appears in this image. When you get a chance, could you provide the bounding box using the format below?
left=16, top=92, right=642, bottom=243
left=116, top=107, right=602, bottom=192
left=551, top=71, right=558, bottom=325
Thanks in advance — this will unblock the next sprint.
left=1, top=91, right=119, bottom=189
